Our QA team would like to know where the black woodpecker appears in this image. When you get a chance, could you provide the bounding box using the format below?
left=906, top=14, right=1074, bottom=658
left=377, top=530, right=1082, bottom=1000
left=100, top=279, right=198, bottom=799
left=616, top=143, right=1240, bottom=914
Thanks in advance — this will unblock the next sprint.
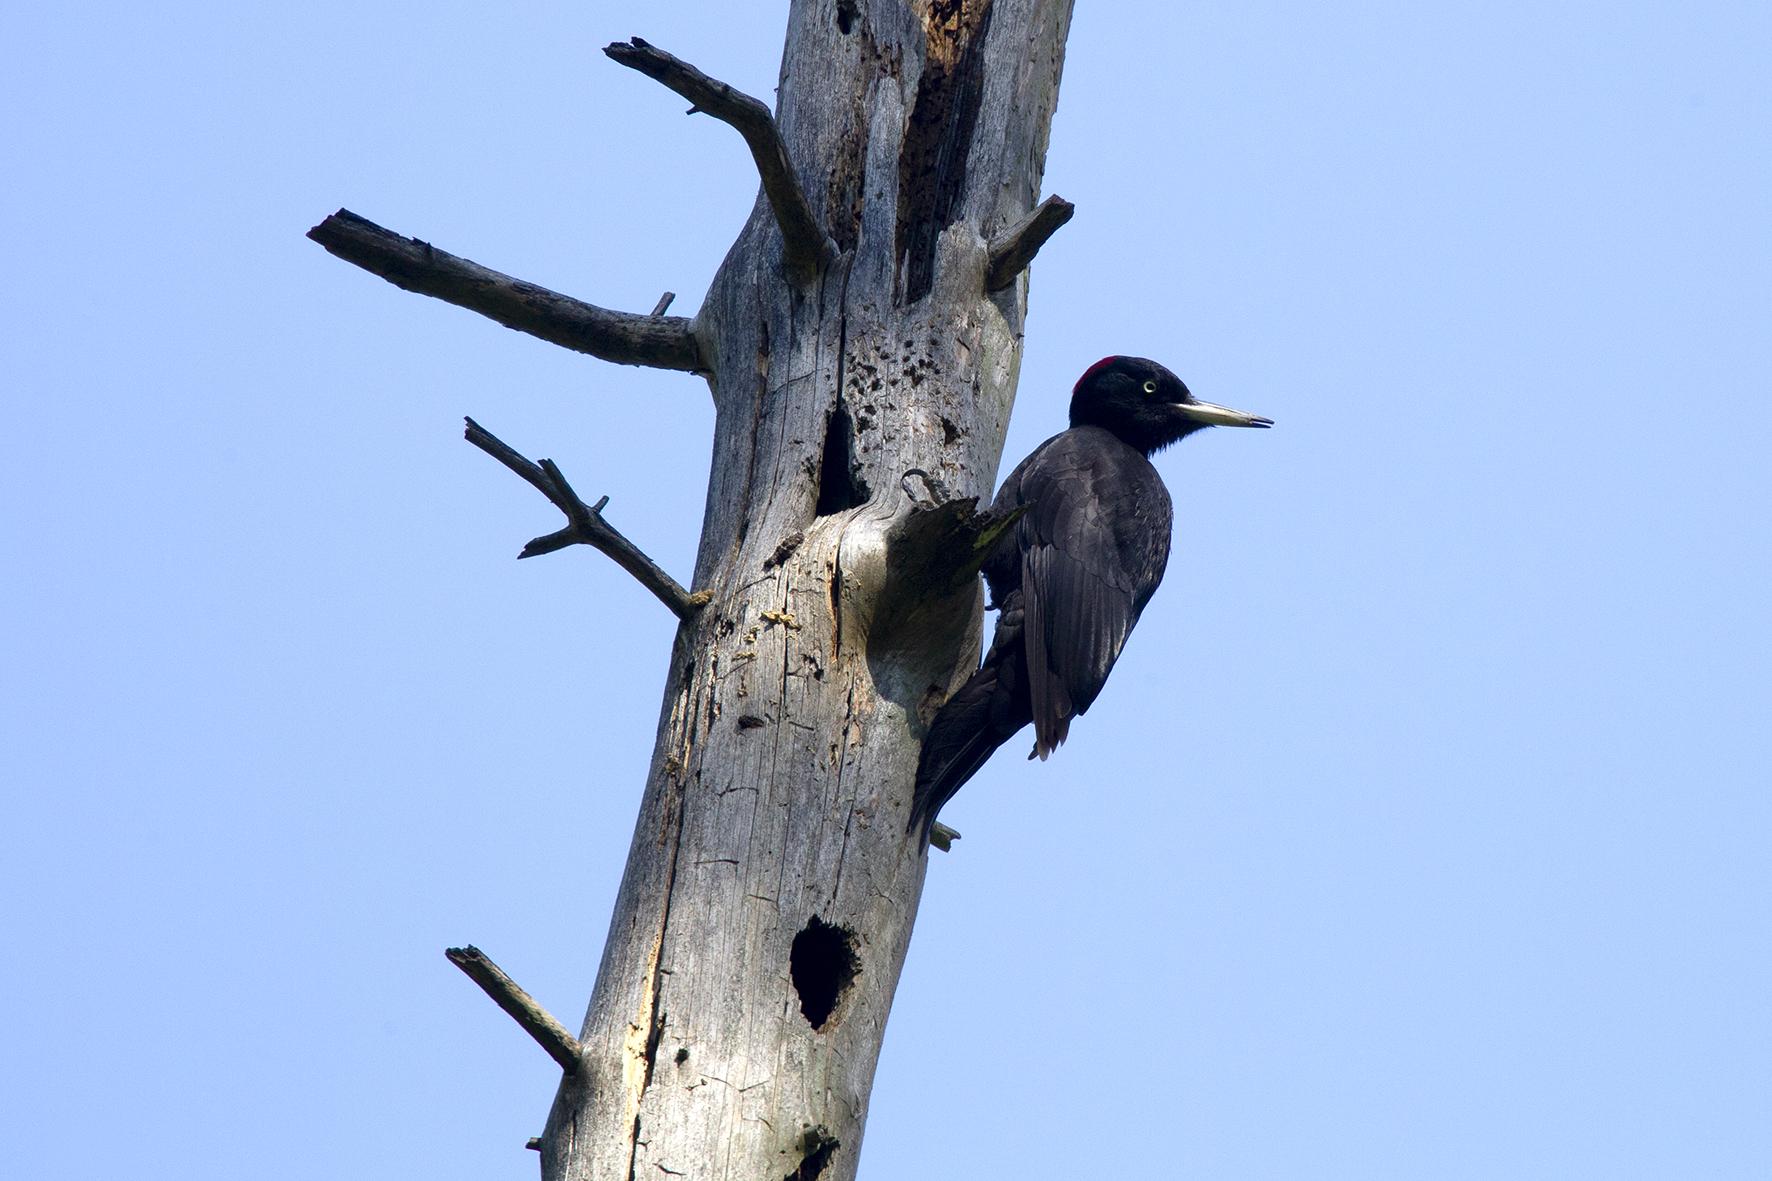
left=909, top=355, right=1272, bottom=837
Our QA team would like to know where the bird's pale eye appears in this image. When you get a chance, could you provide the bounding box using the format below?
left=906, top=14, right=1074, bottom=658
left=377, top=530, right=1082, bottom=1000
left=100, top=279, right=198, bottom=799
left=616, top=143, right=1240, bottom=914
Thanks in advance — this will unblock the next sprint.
left=1142, top=379, right=1158, bottom=395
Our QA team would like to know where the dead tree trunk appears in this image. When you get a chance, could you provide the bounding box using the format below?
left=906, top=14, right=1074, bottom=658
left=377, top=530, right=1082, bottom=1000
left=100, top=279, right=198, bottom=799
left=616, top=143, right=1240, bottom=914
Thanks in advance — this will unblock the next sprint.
left=311, top=2, right=1074, bottom=1177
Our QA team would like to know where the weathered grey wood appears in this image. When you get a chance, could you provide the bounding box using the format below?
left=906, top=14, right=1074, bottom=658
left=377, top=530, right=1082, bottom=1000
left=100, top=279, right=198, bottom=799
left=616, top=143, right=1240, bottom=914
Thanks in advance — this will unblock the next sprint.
left=313, top=2, right=1075, bottom=1177
left=538, top=6, right=1075, bottom=1180
left=444, top=946, right=584, bottom=1073
left=986, top=194, right=1076, bottom=291
left=306, top=210, right=704, bottom=372
left=605, top=38, right=838, bottom=282
left=463, top=418, right=707, bottom=618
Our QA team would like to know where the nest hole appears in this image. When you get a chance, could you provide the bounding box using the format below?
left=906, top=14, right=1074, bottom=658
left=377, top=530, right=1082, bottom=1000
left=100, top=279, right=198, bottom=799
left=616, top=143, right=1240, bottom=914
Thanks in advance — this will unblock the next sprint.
left=789, top=916, right=859, bottom=1030
left=814, top=402, right=869, bottom=516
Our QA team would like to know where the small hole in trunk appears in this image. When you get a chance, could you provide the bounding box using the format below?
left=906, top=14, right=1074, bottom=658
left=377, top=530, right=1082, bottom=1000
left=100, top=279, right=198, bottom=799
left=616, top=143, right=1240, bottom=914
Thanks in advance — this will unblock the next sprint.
left=814, top=401, right=870, bottom=515
left=789, top=916, right=859, bottom=1030
left=784, top=1125, right=840, bottom=1181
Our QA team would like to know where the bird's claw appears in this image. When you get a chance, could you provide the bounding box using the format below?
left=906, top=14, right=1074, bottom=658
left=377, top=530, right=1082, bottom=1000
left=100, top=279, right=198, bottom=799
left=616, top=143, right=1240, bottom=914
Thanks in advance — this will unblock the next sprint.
left=900, top=468, right=953, bottom=508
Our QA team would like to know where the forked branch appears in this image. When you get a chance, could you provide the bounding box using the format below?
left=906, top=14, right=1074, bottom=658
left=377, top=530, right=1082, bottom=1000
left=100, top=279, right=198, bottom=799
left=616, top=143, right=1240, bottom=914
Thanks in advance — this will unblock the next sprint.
left=464, top=418, right=708, bottom=620
left=604, top=38, right=836, bottom=281
left=985, top=195, right=1075, bottom=292
left=307, top=210, right=703, bottom=372
left=445, top=946, right=583, bottom=1074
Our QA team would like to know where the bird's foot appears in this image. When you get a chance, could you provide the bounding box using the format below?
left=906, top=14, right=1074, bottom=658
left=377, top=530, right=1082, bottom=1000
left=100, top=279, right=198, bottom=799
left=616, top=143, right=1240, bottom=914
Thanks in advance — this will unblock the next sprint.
left=899, top=467, right=954, bottom=508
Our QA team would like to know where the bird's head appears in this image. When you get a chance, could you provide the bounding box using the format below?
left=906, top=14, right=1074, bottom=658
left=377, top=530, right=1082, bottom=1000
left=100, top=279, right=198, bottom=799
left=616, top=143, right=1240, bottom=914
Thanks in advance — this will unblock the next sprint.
left=1069, top=356, right=1272, bottom=454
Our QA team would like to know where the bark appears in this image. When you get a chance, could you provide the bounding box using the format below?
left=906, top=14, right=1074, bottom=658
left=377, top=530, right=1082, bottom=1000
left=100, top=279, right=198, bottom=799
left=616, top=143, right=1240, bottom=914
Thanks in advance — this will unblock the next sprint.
left=314, top=2, right=1074, bottom=1177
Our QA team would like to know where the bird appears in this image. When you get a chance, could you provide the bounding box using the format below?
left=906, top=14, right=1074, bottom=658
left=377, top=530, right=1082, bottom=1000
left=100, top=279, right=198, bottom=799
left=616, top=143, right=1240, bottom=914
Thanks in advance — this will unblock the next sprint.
left=909, top=355, right=1271, bottom=838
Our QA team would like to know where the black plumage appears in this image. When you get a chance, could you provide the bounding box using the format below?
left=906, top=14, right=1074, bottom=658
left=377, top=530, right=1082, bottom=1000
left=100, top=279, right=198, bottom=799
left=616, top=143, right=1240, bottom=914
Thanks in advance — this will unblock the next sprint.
left=909, top=356, right=1271, bottom=837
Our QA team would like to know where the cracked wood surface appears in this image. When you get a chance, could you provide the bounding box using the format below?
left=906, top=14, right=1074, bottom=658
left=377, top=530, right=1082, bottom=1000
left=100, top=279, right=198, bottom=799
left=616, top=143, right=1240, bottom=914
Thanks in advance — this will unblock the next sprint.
left=525, top=4, right=1077, bottom=1179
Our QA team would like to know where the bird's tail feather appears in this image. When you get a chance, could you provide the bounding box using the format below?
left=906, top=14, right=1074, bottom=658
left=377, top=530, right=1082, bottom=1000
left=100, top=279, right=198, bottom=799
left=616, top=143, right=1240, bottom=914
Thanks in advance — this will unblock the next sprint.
left=909, top=667, right=1015, bottom=839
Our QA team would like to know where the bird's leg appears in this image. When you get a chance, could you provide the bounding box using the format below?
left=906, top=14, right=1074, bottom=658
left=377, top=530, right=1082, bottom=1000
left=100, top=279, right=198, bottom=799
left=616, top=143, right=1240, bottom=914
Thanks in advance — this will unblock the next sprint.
left=898, top=467, right=954, bottom=508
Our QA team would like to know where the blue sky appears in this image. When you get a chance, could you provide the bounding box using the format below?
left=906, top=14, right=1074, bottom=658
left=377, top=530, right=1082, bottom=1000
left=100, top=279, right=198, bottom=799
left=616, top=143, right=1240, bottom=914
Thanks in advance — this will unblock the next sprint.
left=5, top=3, right=1769, bottom=1178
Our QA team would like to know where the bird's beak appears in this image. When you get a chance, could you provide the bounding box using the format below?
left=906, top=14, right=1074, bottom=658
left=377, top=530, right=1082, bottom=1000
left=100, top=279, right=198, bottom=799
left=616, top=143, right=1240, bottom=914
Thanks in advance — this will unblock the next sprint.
left=1172, top=399, right=1273, bottom=429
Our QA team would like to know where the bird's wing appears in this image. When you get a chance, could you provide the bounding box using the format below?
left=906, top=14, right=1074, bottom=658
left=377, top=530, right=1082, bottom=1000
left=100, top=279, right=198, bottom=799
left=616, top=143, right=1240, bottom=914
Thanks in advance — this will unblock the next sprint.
left=1011, top=430, right=1172, bottom=758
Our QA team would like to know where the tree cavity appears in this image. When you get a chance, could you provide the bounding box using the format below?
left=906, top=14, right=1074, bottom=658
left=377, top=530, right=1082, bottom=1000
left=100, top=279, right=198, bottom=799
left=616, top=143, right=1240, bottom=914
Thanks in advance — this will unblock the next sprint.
left=789, top=915, right=860, bottom=1030
left=814, top=401, right=870, bottom=515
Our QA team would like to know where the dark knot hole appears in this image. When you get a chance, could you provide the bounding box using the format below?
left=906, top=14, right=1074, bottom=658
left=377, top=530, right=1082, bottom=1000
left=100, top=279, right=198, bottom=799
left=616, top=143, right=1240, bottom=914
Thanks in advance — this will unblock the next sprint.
left=789, top=916, right=859, bottom=1031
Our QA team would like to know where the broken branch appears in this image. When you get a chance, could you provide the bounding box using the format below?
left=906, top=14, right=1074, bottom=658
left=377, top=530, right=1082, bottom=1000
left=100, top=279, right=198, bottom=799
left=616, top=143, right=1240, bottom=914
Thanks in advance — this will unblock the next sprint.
left=604, top=38, right=835, bottom=281
left=307, top=209, right=703, bottom=372
left=445, top=945, right=583, bottom=1074
left=888, top=482, right=1027, bottom=597
left=985, top=195, right=1075, bottom=292
left=464, top=417, right=708, bottom=620
left=928, top=822, right=962, bottom=852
